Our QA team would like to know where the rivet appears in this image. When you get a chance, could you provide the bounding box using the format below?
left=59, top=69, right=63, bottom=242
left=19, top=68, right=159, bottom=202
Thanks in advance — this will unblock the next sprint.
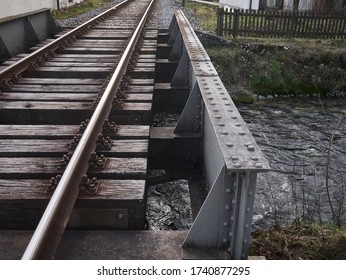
left=239, top=132, right=246, bottom=135
left=235, top=123, right=241, bottom=127
left=118, top=213, right=124, bottom=219
left=248, top=191, right=253, bottom=196
left=246, top=208, right=251, bottom=212
left=226, top=143, right=233, bottom=147
left=232, top=116, right=237, bottom=119
left=255, top=163, right=263, bottom=168
left=245, top=224, right=249, bottom=228
left=223, top=238, right=228, bottom=243
left=215, top=115, right=222, bottom=119
left=227, top=247, right=231, bottom=252
left=221, top=131, right=228, bottom=135
left=232, top=199, right=235, bottom=204
left=225, top=205, right=230, bottom=210
left=229, top=232, right=233, bottom=237
left=234, top=163, right=241, bottom=168
left=223, top=222, right=229, bottom=227
left=251, top=156, right=259, bottom=161
left=226, top=188, right=231, bottom=193
left=247, top=145, right=255, bottom=151
left=232, top=156, right=239, bottom=160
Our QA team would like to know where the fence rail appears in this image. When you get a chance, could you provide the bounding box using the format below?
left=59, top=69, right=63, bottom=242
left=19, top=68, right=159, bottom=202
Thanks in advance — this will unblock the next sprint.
left=216, top=8, right=346, bottom=39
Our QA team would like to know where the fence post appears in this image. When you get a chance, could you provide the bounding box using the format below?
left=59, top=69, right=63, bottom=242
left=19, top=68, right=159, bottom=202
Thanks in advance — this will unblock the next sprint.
left=216, top=8, right=223, bottom=36
left=233, top=9, right=239, bottom=38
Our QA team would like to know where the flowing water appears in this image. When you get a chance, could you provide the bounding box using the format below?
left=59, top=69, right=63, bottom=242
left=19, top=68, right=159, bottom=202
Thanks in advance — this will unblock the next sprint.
left=239, top=97, right=346, bottom=228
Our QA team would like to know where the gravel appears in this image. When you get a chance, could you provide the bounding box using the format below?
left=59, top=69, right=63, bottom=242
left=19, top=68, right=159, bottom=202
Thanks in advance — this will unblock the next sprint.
left=55, top=0, right=202, bottom=30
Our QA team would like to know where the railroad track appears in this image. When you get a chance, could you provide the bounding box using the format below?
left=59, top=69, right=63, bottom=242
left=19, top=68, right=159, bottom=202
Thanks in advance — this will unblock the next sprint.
left=0, top=0, right=156, bottom=259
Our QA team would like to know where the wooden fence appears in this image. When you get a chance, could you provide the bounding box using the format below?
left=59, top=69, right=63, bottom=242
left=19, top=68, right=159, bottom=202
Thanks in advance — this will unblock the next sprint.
left=216, top=8, right=346, bottom=39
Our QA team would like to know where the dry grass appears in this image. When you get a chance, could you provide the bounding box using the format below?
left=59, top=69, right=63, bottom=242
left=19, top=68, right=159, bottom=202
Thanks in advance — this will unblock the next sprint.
left=250, top=223, right=346, bottom=260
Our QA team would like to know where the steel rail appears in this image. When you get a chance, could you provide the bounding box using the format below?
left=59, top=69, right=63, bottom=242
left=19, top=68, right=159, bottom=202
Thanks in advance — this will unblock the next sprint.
left=0, top=0, right=130, bottom=83
left=21, top=0, right=156, bottom=260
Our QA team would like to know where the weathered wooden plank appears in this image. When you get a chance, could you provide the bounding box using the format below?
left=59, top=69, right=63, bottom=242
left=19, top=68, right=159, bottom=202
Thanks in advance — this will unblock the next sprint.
left=25, top=66, right=113, bottom=72
left=0, top=139, right=148, bottom=157
left=0, top=157, right=147, bottom=179
left=0, top=125, right=149, bottom=139
left=41, top=62, right=116, bottom=67
left=0, top=179, right=145, bottom=229
left=0, top=179, right=145, bottom=200
left=127, top=85, right=154, bottom=93
left=130, top=78, right=154, bottom=85
left=0, top=93, right=97, bottom=101
left=0, top=125, right=80, bottom=138
left=7, top=84, right=99, bottom=92
left=0, top=101, right=92, bottom=110
left=71, top=39, right=126, bottom=45
left=89, top=158, right=147, bottom=179
left=0, top=101, right=151, bottom=111
left=17, top=78, right=104, bottom=85
left=126, top=94, right=152, bottom=102
left=58, top=47, right=123, bottom=54
left=50, top=56, right=118, bottom=63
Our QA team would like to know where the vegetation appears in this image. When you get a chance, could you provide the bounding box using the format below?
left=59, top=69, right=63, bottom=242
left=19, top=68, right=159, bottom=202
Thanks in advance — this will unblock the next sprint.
left=250, top=223, right=346, bottom=259
left=185, top=2, right=218, bottom=33
left=52, top=0, right=113, bottom=19
left=206, top=40, right=346, bottom=101
left=186, top=1, right=346, bottom=101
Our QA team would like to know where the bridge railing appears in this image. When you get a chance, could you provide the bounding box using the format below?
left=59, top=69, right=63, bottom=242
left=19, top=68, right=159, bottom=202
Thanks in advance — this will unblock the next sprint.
left=167, top=10, right=270, bottom=260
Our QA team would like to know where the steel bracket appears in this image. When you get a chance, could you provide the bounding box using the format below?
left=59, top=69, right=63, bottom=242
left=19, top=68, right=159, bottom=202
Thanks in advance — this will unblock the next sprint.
left=174, top=79, right=203, bottom=135
left=170, top=48, right=191, bottom=88
left=183, top=167, right=258, bottom=259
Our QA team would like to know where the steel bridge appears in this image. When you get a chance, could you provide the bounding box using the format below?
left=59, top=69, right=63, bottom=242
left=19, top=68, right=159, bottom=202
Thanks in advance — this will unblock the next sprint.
left=0, top=2, right=270, bottom=260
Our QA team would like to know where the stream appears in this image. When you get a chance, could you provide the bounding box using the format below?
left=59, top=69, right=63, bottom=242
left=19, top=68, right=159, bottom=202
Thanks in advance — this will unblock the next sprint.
left=239, top=97, right=346, bottom=228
